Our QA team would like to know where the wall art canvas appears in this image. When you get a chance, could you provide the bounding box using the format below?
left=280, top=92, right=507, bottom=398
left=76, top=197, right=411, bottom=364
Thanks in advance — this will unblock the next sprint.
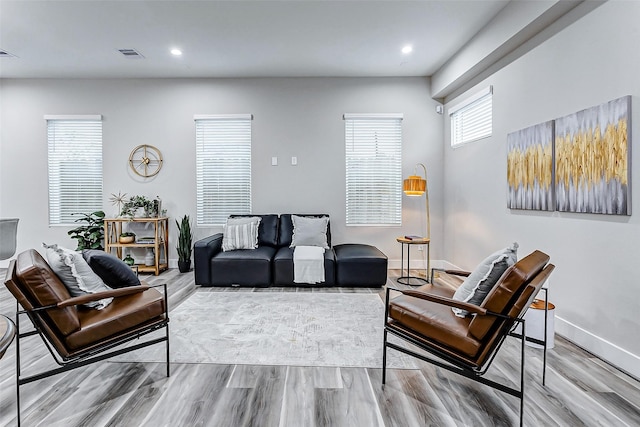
left=555, top=95, right=631, bottom=215
left=507, top=120, right=555, bottom=211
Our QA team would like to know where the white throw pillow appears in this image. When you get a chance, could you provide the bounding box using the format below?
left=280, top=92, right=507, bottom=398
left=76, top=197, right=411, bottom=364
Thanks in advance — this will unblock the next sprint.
left=222, top=217, right=261, bottom=251
left=451, top=242, right=519, bottom=317
left=290, top=215, right=329, bottom=249
left=43, top=243, right=113, bottom=309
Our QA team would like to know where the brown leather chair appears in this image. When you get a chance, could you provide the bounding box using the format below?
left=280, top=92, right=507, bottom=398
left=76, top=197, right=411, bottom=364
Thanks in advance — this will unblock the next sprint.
left=4, top=249, right=170, bottom=426
left=383, top=250, right=554, bottom=427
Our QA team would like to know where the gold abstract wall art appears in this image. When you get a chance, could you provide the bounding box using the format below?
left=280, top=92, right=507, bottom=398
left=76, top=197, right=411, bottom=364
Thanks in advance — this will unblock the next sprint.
left=555, top=96, right=631, bottom=215
left=507, top=121, right=555, bottom=211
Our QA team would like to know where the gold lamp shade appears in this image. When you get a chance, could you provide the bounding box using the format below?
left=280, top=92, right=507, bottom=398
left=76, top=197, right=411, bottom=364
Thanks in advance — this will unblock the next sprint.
left=403, top=175, right=426, bottom=196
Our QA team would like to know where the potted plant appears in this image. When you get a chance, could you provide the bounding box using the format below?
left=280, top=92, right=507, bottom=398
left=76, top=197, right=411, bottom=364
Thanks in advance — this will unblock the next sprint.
left=176, top=214, right=193, bottom=273
left=120, top=195, right=160, bottom=218
left=119, top=231, right=136, bottom=244
left=68, top=211, right=106, bottom=250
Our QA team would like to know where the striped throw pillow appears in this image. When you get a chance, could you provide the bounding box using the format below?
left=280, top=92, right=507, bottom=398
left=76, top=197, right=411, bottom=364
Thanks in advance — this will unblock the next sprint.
left=222, top=218, right=260, bottom=251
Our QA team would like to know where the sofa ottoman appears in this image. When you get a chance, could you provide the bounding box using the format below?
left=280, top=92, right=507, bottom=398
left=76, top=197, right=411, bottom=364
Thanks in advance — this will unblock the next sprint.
left=334, top=244, right=388, bottom=286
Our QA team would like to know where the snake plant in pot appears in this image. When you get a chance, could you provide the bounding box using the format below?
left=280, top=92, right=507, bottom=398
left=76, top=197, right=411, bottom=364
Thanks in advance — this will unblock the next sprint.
left=176, top=215, right=193, bottom=273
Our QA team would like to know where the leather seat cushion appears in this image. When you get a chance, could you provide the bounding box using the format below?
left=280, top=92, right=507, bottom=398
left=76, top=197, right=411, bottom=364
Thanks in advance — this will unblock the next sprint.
left=210, top=246, right=276, bottom=286
left=389, top=284, right=481, bottom=358
left=272, top=247, right=336, bottom=285
left=334, top=244, right=387, bottom=286
left=66, top=287, right=165, bottom=350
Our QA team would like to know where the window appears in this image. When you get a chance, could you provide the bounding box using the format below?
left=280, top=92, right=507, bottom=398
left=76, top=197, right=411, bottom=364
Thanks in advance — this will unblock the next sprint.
left=195, top=114, right=252, bottom=226
left=46, top=115, right=103, bottom=226
left=450, top=85, right=493, bottom=146
left=344, top=113, right=402, bottom=226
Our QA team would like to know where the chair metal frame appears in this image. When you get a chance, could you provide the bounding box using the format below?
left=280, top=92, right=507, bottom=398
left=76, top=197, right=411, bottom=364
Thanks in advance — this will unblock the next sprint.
left=431, top=267, right=551, bottom=385
left=9, top=275, right=170, bottom=427
left=383, top=285, right=532, bottom=427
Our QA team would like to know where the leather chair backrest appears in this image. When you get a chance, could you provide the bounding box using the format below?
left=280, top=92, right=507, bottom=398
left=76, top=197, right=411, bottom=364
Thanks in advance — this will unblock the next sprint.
left=6, top=249, right=80, bottom=336
left=278, top=214, right=332, bottom=248
left=230, top=214, right=279, bottom=247
left=468, top=250, right=550, bottom=341
left=472, top=261, right=555, bottom=367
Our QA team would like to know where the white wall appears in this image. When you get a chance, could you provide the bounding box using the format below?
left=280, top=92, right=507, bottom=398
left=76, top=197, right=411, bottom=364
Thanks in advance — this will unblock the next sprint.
left=443, top=1, right=640, bottom=378
left=0, top=77, right=443, bottom=268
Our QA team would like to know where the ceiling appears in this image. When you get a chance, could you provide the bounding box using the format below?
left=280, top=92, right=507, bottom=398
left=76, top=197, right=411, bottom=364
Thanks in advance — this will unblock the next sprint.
left=0, top=0, right=511, bottom=79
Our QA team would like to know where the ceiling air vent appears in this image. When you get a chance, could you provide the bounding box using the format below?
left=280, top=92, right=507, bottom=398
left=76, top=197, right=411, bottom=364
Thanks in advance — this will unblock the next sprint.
left=0, top=49, right=17, bottom=58
left=118, top=48, right=144, bottom=58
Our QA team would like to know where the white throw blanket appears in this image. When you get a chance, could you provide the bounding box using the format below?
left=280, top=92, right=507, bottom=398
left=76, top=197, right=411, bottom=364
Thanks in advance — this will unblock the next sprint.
left=294, top=246, right=325, bottom=284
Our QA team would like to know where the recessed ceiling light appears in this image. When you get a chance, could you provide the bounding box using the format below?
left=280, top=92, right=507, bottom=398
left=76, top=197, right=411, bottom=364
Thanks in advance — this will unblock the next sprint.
left=170, top=48, right=182, bottom=56
left=401, top=45, right=413, bottom=54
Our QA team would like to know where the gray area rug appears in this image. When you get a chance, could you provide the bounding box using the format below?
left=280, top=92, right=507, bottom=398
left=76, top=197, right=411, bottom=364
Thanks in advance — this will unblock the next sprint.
left=120, top=292, right=416, bottom=369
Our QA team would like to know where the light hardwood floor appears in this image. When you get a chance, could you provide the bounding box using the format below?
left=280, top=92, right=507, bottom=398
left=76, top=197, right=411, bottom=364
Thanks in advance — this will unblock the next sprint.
left=1, top=268, right=639, bottom=426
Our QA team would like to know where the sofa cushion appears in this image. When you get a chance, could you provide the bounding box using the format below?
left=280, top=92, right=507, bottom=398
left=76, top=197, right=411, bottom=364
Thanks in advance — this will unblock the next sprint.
left=279, top=214, right=331, bottom=248
left=222, top=217, right=261, bottom=251
left=210, top=246, right=276, bottom=286
left=451, top=242, right=518, bottom=317
left=290, top=215, right=330, bottom=249
left=230, top=214, right=279, bottom=247
left=272, top=247, right=336, bottom=285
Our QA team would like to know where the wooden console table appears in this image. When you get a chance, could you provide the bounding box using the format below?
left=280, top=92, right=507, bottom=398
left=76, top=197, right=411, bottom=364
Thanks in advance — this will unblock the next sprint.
left=104, top=217, right=169, bottom=275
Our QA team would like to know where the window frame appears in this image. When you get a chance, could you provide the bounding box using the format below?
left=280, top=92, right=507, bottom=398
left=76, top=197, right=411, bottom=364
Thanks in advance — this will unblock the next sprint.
left=449, top=85, right=493, bottom=147
left=45, top=115, right=103, bottom=226
left=194, top=114, right=253, bottom=227
left=344, top=113, right=403, bottom=227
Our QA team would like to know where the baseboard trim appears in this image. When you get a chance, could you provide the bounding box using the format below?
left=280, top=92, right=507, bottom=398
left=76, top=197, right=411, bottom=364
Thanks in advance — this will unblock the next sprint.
left=388, top=259, right=452, bottom=271
left=556, top=316, right=640, bottom=380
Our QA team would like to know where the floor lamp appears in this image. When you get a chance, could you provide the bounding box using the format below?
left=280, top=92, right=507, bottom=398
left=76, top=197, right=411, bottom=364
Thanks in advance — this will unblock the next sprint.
left=403, top=163, right=430, bottom=278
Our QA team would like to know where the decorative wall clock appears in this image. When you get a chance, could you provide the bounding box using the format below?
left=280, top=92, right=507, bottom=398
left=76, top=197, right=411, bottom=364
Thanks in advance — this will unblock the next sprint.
left=129, top=144, right=163, bottom=177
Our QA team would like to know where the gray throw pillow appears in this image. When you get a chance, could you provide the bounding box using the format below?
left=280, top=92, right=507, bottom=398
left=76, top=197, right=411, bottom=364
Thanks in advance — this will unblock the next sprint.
left=222, top=217, right=261, bottom=251
left=43, top=243, right=113, bottom=309
left=451, top=242, right=519, bottom=317
left=290, top=215, right=329, bottom=249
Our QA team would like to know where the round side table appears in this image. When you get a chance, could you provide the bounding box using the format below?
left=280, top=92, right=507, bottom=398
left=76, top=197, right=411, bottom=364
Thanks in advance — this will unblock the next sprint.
left=396, top=236, right=430, bottom=285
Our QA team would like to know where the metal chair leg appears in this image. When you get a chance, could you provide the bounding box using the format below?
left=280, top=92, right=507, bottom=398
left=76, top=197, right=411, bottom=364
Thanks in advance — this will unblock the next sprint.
left=382, top=329, right=388, bottom=385
left=520, top=319, right=526, bottom=427
left=15, top=304, right=21, bottom=427
left=542, top=287, right=548, bottom=386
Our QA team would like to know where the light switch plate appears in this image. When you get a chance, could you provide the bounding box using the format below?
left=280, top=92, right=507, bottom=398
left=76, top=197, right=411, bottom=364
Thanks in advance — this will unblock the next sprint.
left=291, top=156, right=297, bottom=166
left=271, top=156, right=278, bottom=166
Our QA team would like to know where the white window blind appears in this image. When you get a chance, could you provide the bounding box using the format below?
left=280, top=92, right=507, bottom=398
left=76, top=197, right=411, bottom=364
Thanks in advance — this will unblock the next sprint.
left=46, top=115, right=103, bottom=226
left=450, top=86, right=493, bottom=146
left=195, top=114, right=252, bottom=226
left=344, top=113, right=403, bottom=226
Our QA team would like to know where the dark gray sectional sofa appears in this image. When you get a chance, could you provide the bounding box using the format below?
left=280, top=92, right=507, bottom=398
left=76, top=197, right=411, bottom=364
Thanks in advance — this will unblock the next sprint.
left=194, top=214, right=387, bottom=287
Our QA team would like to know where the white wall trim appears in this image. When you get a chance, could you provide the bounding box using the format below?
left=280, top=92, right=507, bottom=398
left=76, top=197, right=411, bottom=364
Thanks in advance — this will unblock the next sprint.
left=555, top=316, right=640, bottom=380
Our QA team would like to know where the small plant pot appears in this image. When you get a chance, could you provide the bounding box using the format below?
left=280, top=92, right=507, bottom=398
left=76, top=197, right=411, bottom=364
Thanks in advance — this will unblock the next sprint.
left=119, top=236, right=135, bottom=244
left=178, top=260, right=191, bottom=273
